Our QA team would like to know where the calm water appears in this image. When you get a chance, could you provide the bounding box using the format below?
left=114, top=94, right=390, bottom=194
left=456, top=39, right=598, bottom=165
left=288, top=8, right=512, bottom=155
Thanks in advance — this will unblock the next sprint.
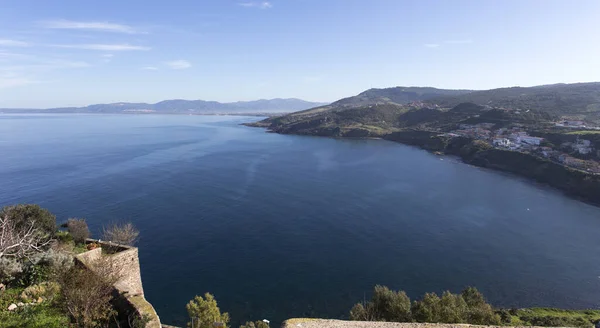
left=1, top=114, right=600, bottom=326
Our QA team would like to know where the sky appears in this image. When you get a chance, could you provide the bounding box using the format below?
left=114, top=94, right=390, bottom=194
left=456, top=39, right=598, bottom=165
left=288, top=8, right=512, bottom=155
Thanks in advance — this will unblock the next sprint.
left=0, top=0, right=599, bottom=108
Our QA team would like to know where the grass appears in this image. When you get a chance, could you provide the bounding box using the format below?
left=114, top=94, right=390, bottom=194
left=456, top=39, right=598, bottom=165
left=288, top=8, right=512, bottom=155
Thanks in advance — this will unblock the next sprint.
left=0, top=286, right=69, bottom=328
left=510, top=308, right=600, bottom=327
left=567, top=130, right=600, bottom=135
left=0, top=302, right=70, bottom=328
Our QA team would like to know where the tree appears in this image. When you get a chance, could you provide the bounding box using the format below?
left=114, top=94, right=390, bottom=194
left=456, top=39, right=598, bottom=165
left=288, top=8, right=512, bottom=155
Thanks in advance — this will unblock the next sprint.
left=460, top=287, right=500, bottom=325
left=438, top=291, right=468, bottom=323
left=0, top=204, right=56, bottom=238
left=0, top=213, right=53, bottom=259
left=103, top=222, right=139, bottom=246
left=371, top=285, right=411, bottom=322
left=66, top=218, right=90, bottom=244
left=411, top=292, right=441, bottom=323
left=349, top=285, right=411, bottom=322
left=186, top=293, right=230, bottom=328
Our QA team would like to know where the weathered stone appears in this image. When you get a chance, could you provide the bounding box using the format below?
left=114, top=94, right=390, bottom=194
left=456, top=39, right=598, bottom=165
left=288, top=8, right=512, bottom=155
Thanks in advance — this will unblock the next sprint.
left=37, top=297, right=43, bottom=303
left=0, top=283, right=6, bottom=291
left=17, top=302, right=24, bottom=307
left=8, top=303, right=17, bottom=311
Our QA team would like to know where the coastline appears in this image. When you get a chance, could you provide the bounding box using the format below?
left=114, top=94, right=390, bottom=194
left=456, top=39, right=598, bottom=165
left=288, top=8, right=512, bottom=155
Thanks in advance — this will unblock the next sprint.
left=246, top=123, right=600, bottom=207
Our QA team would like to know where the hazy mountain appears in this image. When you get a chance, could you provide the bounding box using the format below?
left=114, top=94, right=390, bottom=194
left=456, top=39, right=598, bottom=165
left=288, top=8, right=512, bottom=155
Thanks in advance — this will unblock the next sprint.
left=429, top=82, right=600, bottom=119
left=248, top=82, right=600, bottom=136
left=1, top=98, right=328, bottom=114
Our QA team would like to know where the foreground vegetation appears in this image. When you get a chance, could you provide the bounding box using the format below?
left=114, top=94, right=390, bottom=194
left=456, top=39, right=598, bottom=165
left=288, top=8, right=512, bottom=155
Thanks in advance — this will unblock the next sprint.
left=0, top=204, right=142, bottom=328
left=349, top=285, right=600, bottom=328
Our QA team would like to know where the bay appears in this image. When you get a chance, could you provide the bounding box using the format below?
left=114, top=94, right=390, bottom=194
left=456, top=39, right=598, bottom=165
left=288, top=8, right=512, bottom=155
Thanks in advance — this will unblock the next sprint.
left=1, top=114, right=599, bottom=326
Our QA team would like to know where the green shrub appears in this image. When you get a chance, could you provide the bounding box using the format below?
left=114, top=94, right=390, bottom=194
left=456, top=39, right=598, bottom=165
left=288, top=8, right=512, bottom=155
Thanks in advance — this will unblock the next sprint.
left=186, top=293, right=230, bottom=328
left=240, top=320, right=269, bottom=328
left=54, top=231, right=73, bottom=244
left=0, top=258, right=23, bottom=285
left=371, top=285, right=412, bottom=322
left=350, top=286, right=500, bottom=326
left=411, top=292, right=441, bottom=323
left=0, top=204, right=56, bottom=238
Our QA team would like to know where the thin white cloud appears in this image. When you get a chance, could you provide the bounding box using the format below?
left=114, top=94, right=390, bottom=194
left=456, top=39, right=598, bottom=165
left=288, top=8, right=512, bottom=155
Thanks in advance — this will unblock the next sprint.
left=0, top=60, right=90, bottom=72
left=424, top=43, right=440, bottom=48
left=239, top=1, right=272, bottom=9
left=166, top=60, right=191, bottom=69
left=0, top=39, right=29, bottom=47
left=445, top=39, right=473, bottom=44
left=101, top=54, right=114, bottom=58
left=142, top=66, right=158, bottom=70
left=40, top=20, right=139, bottom=34
left=0, top=77, right=40, bottom=89
left=52, top=44, right=150, bottom=51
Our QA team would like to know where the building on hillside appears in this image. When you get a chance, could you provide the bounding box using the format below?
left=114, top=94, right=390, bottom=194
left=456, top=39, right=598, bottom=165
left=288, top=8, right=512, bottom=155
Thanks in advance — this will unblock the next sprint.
left=520, top=136, right=544, bottom=145
left=493, top=138, right=511, bottom=148
left=574, top=139, right=592, bottom=154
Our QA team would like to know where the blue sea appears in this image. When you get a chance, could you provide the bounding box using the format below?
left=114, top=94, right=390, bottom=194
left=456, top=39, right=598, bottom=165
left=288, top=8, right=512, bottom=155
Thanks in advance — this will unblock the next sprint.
left=2, top=114, right=600, bottom=326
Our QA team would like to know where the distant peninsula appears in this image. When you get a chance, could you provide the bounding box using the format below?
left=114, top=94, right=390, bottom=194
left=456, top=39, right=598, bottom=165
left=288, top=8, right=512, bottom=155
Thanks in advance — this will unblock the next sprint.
left=246, top=82, right=600, bottom=205
left=0, top=98, right=328, bottom=115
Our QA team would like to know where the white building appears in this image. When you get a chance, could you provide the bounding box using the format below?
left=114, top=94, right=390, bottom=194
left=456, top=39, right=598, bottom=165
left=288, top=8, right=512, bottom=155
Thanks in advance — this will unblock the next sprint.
left=493, top=138, right=511, bottom=147
left=520, top=136, right=544, bottom=145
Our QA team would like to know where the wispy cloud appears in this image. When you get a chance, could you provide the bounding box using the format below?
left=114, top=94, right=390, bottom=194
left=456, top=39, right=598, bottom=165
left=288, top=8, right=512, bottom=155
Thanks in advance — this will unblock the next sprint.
left=444, top=39, right=473, bottom=44
left=0, top=60, right=90, bottom=72
left=238, top=1, right=273, bottom=9
left=40, top=20, right=139, bottom=34
left=52, top=44, right=150, bottom=51
left=142, top=66, right=158, bottom=70
left=0, top=39, right=29, bottom=47
left=424, top=43, right=440, bottom=48
left=166, top=60, right=191, bottom=69
left=101, top=54, right=114, bottom=63
left=0, top=76, right=40, bottom=89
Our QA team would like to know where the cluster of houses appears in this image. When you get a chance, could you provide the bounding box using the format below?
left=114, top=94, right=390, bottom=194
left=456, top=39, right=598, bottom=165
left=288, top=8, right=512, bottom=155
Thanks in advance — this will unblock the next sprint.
left=448, top=123, right=544, bottom=150
left=443, top=122, right=600, bottom=173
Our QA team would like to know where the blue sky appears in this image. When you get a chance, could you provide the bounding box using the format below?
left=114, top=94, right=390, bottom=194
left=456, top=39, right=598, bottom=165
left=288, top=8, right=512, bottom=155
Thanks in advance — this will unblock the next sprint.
left=0, top=0, right=599, bottom=108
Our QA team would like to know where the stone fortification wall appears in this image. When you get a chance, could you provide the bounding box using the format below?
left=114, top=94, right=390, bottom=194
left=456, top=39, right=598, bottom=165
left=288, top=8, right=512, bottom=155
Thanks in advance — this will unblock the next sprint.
left=75, top=240, right=161, bottom=328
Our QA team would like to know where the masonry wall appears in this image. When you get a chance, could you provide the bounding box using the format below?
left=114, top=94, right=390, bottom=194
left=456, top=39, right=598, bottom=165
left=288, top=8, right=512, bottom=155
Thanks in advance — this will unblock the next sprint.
left=75, top=240, right=161, bottom=328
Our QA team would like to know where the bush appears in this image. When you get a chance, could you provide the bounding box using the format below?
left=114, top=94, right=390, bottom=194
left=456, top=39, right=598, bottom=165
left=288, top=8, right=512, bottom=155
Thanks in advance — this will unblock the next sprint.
left=372, top=285, right=412, bottom=322
left=0, top=204, right=56, bottom=238
left=66, top=218, right=90, bottom=244
left=411, top=292, right=441, bottom=323
left=350, top=286, right=500, bottom=326
left=20, top=282, right=61, bottom=302
left=186, top=293, right=230, bottom=328
left=0, top=257, right=23, bottom=284
left=103, top=222, right=139, bottom=246
left=54, top=231, right=73, bottom=244
left=349, top=285, right=411, bottom=322
left=240, top=321, right=269, bottom=328
left=57, top=259, right=119, bottom=328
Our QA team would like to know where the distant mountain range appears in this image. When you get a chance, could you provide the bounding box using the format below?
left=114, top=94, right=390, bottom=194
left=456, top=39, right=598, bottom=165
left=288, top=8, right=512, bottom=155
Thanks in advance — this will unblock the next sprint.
left=0, top=98, right=328, bottom=114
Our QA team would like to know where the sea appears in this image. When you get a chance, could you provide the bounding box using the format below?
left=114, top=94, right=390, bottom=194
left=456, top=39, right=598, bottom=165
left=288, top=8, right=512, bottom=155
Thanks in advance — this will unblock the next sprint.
left=1, top=114, right=600, bottom=326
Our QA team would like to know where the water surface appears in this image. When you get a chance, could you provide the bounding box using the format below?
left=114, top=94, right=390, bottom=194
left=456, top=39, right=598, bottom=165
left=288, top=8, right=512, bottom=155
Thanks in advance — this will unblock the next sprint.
left=1, top=114, right=599, bottom=326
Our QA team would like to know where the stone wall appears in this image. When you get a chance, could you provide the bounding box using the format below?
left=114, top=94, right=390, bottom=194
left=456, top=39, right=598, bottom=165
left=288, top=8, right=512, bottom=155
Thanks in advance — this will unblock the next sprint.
left=75, top=240, right=161, bottom=328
